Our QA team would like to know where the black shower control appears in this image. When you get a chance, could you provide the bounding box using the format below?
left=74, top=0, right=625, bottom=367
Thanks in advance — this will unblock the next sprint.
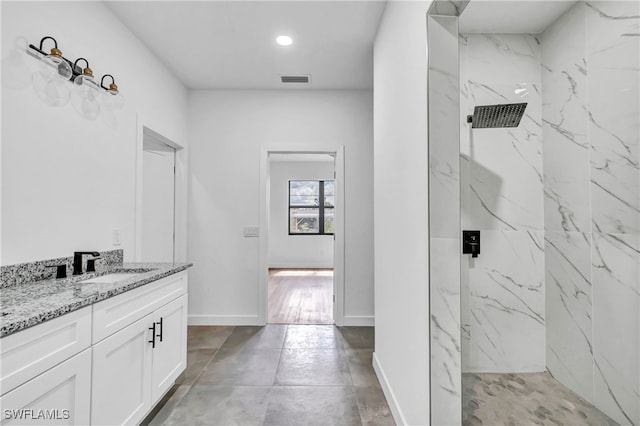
left=463, top=230, right=481, bottom=258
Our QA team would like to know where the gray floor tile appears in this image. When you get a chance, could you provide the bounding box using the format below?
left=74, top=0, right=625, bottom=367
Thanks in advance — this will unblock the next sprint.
left=163, top=385, right=271, bottom=426
left=284, top=324, right=344, bottom=349
left=221, top=325, right=287, bottom=350
left=354, top=386, right=395, bottom=426
left=264, top=386, right=362, bottom=426
left=275, top=348, right=352, bottom=386
left=462, top=372, right=619, bottom=426
left=187, top=326, right=233, bottom=349
left=148, top=325, right=394, bottom=426
left=339, top=327, right=374, bottom=350
left=144, top=385, right=190, bottom=426
left=176, top=348, right=216, bottom=386
left=347, top=349, right=380, bottom=387
left=196, top=347, right=282, bottom=386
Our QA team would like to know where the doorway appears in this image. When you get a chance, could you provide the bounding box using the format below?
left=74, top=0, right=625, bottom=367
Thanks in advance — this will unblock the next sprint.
left=259, top=146, right=345, bottom=326
left=138, top=126, right=181, bottom=263
left=267, top=154, right=335, bottom=324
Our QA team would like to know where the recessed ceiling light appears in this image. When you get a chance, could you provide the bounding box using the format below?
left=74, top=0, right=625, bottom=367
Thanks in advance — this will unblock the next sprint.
left=276, top=35, right=293, bottom=46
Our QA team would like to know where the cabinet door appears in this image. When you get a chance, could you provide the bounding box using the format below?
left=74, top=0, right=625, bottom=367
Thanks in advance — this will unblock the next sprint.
left=0, top=348, right=91, bottom=426
left=91, top=314, right=153, bottom=426
left=151, top=294, right=187, bottom=402
left=1, top=306, right=91, bottom=396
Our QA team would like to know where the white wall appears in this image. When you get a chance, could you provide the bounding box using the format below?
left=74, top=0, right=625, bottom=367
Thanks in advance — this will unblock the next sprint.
left=268, top=160, right=333, bottom=269
left=373, top=1, right=432, bottom=425
left=1, top=1, right=188, bottom=265
left=188, top=90, right=373, bottom=325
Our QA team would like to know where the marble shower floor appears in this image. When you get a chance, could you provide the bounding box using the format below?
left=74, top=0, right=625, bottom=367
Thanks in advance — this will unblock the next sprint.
left=142, top=325, right=394, bottom=426
left=462, top=372, right=619, bottom=426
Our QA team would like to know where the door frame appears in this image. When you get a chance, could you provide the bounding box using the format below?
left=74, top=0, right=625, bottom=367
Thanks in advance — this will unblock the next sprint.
left=135, top=121, right=183, bottom=262
left=259, top=145, right=345, bottom=326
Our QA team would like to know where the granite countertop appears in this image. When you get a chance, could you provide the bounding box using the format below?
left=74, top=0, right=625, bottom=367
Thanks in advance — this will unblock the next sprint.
left=0, top=262, right=192, bottom=338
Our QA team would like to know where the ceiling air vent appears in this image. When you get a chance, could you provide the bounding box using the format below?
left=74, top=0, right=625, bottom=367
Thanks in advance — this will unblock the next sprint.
left=281, top=75, right=310, bottom=84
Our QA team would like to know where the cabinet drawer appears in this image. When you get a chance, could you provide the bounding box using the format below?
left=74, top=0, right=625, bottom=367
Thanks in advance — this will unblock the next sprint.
left=0, top=348, right=91, bottom=426
left=92, top=272, right=187, bottom=343
left=0, top=307, right=92, bottom=396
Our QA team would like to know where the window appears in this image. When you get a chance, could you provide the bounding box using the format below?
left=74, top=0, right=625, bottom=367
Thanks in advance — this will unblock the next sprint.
left=289, top=180, right=334, bottom=235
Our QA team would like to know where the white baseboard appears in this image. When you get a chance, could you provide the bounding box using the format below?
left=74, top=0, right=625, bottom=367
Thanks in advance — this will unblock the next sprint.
left=268, top=264, right=333, bottom=269
left=343, top=315, right=375, bottom=326
left=188, top=315, right=262, bottom=326
left=373, top=352, right=407, bottom=426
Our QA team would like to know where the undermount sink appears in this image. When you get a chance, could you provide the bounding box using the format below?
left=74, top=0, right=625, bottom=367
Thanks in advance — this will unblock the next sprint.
left=79, top=273, right=143, bottom=284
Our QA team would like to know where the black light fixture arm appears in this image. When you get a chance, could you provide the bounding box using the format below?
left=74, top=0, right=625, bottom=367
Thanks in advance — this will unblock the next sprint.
left=38, top=36, right=57, bottom=51
left=100, top=74, right=115, bottom=91
left=27, top=36, right=81, bottom=77
left=73, top=57, right=89, bottom=70
left=28, top=36, right=62, bottom=59
left=27, top=43, right=48, bottom=57
left=73, top=57, right=95, bottom=80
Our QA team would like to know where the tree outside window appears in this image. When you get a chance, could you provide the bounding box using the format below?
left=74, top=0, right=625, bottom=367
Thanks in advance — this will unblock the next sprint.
left=289, top=180, right=334, bottom=235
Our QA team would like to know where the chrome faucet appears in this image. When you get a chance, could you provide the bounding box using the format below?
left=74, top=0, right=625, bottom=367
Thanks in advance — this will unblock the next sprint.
left=73, top=251, right=101, bottom=275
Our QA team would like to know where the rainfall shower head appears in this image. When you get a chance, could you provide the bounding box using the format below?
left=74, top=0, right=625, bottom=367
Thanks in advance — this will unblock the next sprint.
left=466, top=103, right=527, bottom=129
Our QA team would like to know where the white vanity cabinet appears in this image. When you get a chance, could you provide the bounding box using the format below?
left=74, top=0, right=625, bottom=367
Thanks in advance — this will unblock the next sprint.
left=90, top=272, right=188, bottom=426
left=0, top=269, right=188, bottom=426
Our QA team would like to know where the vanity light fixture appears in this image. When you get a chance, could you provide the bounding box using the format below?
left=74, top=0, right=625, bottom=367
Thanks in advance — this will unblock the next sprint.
left=100, top=74, right=125, bottom=110
left=30, top=36, right=73, bottom=106
left=276, top=35, right=293, bottom=46
left=71, top=58, right=101, bottom=120
left=26, top=36, right=125, bottom=118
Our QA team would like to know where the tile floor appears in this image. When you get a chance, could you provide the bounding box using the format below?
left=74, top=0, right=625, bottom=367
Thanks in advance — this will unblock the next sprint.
left=142, top=325, right=394, bottom=426
left=462, top=372, right=619, bottom=426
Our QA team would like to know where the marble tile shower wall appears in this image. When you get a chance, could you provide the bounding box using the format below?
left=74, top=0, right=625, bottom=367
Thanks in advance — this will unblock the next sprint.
left=459, top=32, right=546, bottom=373
left=428, top=15, right=462, bottom=426
left=542, top=2, right=639, bottom=425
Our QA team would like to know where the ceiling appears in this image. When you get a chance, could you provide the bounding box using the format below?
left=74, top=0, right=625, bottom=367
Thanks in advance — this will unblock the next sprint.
left=106, top=1, right=387, bottom=90
left=459, top=1, right=578, bottom=33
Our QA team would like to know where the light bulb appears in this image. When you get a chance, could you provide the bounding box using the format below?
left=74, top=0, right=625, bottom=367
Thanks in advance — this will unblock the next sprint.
left=31, top=50, right=73, bottom=107
left=82, top=89, right=100, bottom=120
left=32, top=62, right=70, bottom=106
left=101, top=90, right=125, bottom=110
left=71, top=65, right=101, bottom=120
left=100, top=76, right=125, bottom=111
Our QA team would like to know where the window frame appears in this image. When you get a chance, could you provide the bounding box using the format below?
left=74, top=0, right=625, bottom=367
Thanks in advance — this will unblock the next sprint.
left=288, top=179, right=335, bottom=236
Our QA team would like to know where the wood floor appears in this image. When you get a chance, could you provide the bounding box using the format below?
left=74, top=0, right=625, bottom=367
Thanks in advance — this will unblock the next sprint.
left=268, top=269, right=333, bottom=324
